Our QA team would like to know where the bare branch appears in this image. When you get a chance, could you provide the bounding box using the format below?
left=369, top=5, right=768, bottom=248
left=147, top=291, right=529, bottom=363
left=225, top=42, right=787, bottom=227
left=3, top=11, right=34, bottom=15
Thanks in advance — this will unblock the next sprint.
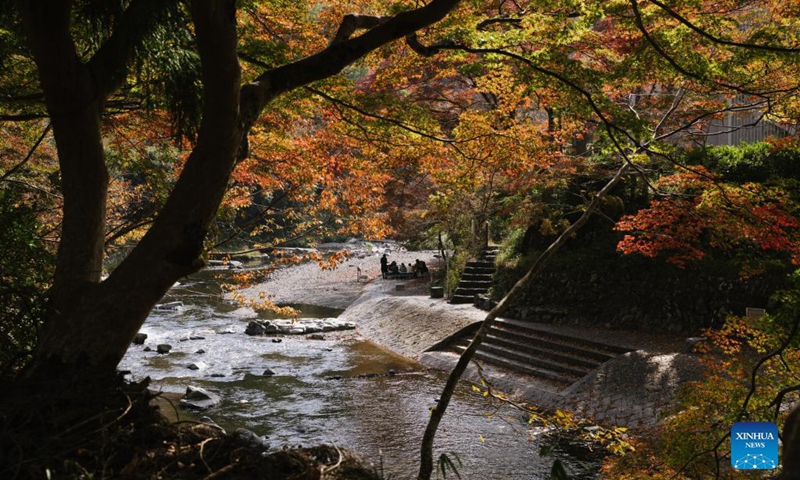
left=0, top=122, right=51, bottom=183
left=305, top=86, right=454, bottom=143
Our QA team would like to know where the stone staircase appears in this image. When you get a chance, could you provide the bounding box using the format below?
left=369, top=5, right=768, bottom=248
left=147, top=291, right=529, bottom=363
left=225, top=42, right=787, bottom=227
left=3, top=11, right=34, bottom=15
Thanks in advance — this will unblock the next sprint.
left=450, top=246, right=498, bottom=305
left=444, top=317, right=632, bottom=390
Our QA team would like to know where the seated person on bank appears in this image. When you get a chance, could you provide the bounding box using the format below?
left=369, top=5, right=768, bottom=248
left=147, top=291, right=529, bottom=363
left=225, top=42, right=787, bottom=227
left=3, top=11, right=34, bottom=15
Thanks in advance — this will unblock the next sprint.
left=399, top=263, right=407, bottom=273
left=388, top=261, right=399, bottom=273
left=415, top=259, right=428, bottom=275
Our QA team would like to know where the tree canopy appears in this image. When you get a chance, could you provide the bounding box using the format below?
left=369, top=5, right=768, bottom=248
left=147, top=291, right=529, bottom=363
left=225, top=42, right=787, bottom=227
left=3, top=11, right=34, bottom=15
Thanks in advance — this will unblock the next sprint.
left=4, top=0, right=800, bottom=478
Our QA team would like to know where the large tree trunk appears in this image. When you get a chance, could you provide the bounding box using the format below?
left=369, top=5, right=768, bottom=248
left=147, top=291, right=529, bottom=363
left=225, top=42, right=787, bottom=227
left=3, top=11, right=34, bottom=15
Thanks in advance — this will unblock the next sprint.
left=23, top=0, right=244, bottom=375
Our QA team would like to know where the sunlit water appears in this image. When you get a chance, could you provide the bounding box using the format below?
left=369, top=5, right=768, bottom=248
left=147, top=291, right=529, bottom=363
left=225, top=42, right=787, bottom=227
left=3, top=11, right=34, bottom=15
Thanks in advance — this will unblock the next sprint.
left=120, top=268, right=602, bottom=479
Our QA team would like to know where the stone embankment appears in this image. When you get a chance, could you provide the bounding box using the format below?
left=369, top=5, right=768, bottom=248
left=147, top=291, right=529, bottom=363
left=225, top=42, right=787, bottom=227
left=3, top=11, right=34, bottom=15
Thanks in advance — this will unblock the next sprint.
left=342, top=279, right=704, bottom=430
left=339, top=282, right=486, bottom=358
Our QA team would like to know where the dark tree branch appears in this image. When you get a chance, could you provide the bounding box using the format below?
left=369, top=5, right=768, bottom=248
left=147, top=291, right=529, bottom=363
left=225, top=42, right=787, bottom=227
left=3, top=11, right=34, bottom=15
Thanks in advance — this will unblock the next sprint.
left=239, top=0, right=461, bottom=130
left=305, top=86, right=454, bottom=143
left=329, top=14, right=389, bottom=45
left=628, top=0, right=792, bottom=97
left=646, top=0, right=800, bottom=53
left=770, top=385, right=800, bottom=420
left=0, top=122, right=51, bottom=183
left=0, top=112, right=49, bottom=121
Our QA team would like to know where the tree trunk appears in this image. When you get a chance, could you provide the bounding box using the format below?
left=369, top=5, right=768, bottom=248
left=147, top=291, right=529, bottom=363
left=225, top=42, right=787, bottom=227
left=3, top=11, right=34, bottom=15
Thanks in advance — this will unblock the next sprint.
left=25, top=0, right=243, bottom=375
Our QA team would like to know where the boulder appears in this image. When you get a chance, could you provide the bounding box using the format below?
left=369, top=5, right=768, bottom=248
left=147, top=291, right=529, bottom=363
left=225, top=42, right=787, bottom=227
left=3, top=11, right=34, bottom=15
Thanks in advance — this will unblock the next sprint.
left=232, top=428, right=269, bottom=450
left=195, top=349, right=206, bottom=354
left=308, top=334, right=325, bottom=341
left=271, top=338, right=282, bottom=343
left=132, top=333, right=147, bottom=345
left=180, top=385, right=220, bottom=410
left=154, top=301, right=183, bottom=311
left=263, top=368, right=276, bottom=376
left=265, top=323, right=280, bottom=334
left=245, top=321, right=266, bottom=336
left=198, top=416, right=226, bottom=435
left=229, top=307, right=258, bottom=318
left=156, top=344, right=172, bottom=354
left=187, top=362, right=208, bottom=371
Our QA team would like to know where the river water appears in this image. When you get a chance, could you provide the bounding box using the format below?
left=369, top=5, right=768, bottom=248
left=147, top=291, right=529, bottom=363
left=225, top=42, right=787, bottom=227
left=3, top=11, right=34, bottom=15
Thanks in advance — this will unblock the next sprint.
left=119, top=268, right=602, bottom=479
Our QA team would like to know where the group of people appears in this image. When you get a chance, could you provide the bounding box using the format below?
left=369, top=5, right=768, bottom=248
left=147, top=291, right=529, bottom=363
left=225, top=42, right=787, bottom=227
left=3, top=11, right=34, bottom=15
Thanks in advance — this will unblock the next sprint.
left=380, top=254, right=429, bottom=278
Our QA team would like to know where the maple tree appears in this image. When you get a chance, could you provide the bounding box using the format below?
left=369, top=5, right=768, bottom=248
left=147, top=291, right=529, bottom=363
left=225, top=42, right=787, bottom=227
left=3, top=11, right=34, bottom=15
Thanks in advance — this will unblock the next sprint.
left=616, top=163, right=800, bottom=271
left=0, top=0, right=462, bottom=377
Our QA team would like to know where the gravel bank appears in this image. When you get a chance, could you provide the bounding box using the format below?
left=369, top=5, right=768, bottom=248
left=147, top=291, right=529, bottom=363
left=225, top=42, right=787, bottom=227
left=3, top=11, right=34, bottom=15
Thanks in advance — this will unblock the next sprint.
left=239, top=242, right=440, bottom=310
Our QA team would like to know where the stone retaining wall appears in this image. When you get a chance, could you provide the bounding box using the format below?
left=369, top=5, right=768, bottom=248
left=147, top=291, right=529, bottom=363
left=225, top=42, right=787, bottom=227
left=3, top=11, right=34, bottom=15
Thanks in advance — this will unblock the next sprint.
left=492, top=252, right=789, bottom=334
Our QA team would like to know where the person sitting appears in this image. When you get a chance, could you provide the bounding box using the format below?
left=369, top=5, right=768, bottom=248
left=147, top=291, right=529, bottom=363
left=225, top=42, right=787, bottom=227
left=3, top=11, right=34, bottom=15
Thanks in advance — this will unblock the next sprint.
left=398, top=263, right=407, bottom=273
left=388, top=261, right=399, bottom=273
left=416, top=259, right=428, bottom=274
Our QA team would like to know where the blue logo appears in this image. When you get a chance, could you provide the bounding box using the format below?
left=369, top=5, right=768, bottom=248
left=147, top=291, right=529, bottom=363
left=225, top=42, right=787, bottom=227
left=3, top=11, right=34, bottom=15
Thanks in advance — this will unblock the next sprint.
left=731, top=422, right=778, bottom=470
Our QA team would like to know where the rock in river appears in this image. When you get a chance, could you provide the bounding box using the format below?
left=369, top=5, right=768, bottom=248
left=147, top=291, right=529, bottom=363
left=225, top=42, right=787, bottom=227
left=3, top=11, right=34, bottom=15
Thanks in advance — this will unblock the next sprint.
left=132, top=333, right=147, bottom=345
left=244, top=318, right=357, bottom=336
left=245, top=321, right=266, bottom=336
left=187, top=361, right=208, bottom=371
left=233, top=428, right=270, bottom=450
left=156, top=344, right=172, bottom=354
left=154, top=301, right=183, bottom=311
left=180, top=385, right=220, bottom=410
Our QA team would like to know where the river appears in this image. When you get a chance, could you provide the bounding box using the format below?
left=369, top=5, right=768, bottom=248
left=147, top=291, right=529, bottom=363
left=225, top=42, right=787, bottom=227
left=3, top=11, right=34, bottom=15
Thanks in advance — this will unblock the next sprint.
left=119, top=267, right=602, bottom=479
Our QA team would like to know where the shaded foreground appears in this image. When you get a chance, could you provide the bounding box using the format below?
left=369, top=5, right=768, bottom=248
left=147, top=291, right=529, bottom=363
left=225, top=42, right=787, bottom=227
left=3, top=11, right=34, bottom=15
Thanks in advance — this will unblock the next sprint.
left=0, top=373, right=378, bottom=480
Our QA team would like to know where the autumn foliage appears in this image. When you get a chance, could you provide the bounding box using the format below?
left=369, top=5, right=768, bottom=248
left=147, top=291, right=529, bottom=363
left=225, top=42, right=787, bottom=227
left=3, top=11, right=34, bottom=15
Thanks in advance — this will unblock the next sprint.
left=616, top=165, right=800, bottom=272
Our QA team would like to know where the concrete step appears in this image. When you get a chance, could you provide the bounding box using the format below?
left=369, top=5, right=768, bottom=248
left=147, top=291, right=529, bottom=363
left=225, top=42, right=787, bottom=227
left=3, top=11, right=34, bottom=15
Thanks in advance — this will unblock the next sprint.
left=449, top=295, right=475, bottom=305
left=493, top=318, right=631, bottom=357
left=459, top=280, right=493, bottom=289
left=489, top=327, right=613, bottom=363
left=470, top=340, right=589, bottom=378
left=452, top=345, right=576, bottom=386
left=467, top=260, right=495, bottom=268
left=483, top=333, right=601, bottom=370
left=454, top=287, right=490, bottom=297
left=461, top=273, right=493, bottom=281
left=464, top=266, right=495, bottom=275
